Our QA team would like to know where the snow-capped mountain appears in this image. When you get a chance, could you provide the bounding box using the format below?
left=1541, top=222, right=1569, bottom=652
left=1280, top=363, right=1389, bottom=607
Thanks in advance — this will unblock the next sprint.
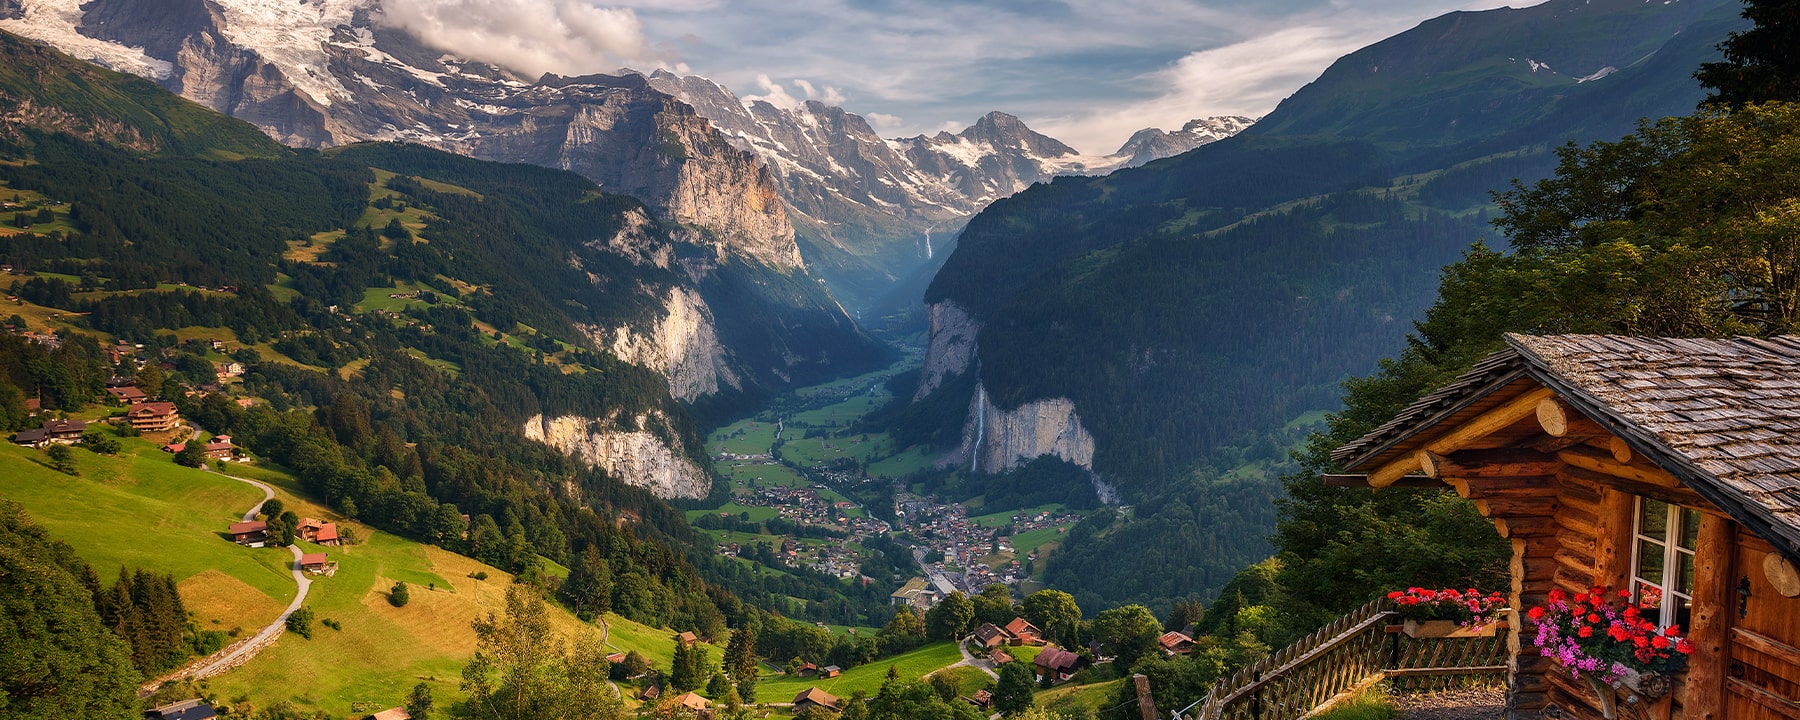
left=642, top=69, right=1250, bottom=313
left=0, top=0, right=1248, bottom=317
left=1114, top=116, right=1257, bottom=167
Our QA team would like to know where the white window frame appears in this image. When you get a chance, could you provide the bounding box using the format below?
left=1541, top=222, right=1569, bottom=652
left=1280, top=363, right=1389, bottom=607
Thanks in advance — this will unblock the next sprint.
left=1629, top=497, right=1697, bottom=628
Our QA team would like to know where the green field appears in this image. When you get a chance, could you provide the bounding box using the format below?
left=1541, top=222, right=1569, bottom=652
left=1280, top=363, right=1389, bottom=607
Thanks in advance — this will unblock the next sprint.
left=867, top=446, right=938, bottom=478
left=353, top=280, right=461, bottom=314
left=970, top=504, right=1063, bottom=528
left=710, top=420, right=780, bottom=455
left=931, top=665, right=994, bottom=696
left=718, top=461, right=808, bottom=488
left=688, top=502, right=781, bottom=523
left=757, top=641, right=963, bottom=699
left=599, top=612, right=722, bottom=672
left=1009, top=526, right=1069, bottom=556
left=0, top=430, right=617, bottom=716
left=1036, top=677, right=1125, bottom=716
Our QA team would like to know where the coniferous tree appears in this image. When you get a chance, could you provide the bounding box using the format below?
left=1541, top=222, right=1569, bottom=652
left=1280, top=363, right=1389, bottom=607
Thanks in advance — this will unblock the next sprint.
left=0, top=501, right=140, bottom=719
left=1696, top=0, right=1800, bottom=107
left=390, top=581, right=410, bottom=607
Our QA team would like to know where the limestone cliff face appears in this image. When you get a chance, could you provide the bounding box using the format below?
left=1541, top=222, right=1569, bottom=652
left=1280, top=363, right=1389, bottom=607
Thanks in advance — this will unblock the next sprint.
left=585, top=286, right=739, bottom=402
left=523, top=414, right=708, bottom=499
left=951, top=382, right=1095, bottom=475
left=915, top=300, right=980, bottom=400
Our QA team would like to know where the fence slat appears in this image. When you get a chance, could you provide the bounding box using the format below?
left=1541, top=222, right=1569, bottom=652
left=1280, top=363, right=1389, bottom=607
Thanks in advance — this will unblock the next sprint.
left=1183, top=600, right=1512, bottom=720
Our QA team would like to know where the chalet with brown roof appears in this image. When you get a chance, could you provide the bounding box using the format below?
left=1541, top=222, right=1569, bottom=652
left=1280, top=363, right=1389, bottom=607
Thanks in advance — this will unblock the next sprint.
left=972, top=622, right=1009, bottom=649
left=677, top=630, right=698, bottom=647
left=10, top=427, right=47, bottom=447
left=297, top=518, right=340, bottom=546
left=129, top=401, right=179, bottom=432
left=1004, top=617, right=1042, bottom=645
left=363, top=709, right=411, bottom=720
left=638, top=685, right=661, bottom=702
left=1158, top=631, right=1195, bottom=656
left=1032, top=646, right=1082, bottom=682
left=990, top=647, right=1013, bottom=665
left=604, top=651, right=627, bottom=664
left=796, top=661, right=819, bottom=677
left=214, top=361, right=244, bottom=379
left=107, top=385, right=147, bottom=404
left=792, top=687, right=841, bottom=713
left=40, top=418, right=84, bottom=444
left=670, top=691, right=711, bottom=719
left=1331, top=334, right=1800, bottom=720
left=966, top=689, right=994, bottom=710
left=299, top=553, right=334, bottom=575
left=228, top=520, right=266, bottom=546
left=203, top=435, right=237, bottom=460
left=821, top=664, right=842, bottom=678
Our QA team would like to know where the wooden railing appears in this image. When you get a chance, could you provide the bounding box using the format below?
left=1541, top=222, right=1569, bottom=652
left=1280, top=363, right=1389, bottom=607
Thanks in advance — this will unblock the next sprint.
left=1180, top=600, right=1511, bottom=720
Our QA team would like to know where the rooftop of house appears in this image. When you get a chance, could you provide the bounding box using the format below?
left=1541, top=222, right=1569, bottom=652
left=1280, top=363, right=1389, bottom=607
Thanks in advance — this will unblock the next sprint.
left=1335, top=333, right=1800, bottom=563
left=794, top=687, right=841, bottom=708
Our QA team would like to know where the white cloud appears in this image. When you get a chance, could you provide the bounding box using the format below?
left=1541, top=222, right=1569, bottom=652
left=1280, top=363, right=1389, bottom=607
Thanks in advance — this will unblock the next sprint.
left=866, top=112, right=904, bottom=129
left=744, top=73, right=802, bottom=109
left=379, top=0, right=652, bottom=78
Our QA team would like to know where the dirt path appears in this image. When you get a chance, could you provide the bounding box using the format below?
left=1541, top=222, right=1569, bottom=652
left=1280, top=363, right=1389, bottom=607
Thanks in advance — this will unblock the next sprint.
left=1392, top=687, right=1507, bottom=720
left=151, top=470, right=309, bottom=686
left=949, top=639, right=999, bottom=680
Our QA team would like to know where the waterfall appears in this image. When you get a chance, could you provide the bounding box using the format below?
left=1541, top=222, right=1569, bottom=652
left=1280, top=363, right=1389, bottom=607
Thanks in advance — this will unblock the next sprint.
left=970, top=385, right=986, bottom=474
left=923, top=230, right=934, bottom=260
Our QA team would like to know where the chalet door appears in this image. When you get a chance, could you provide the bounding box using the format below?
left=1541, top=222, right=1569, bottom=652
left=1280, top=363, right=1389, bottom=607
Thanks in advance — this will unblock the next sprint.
left=1722, top=539, right=1800, bottom=720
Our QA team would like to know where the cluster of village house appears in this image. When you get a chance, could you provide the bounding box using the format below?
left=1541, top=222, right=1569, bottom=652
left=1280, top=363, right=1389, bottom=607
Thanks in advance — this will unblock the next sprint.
left=7, top=334, right=254, bottom=453
left=895, top=497, right=1078, bottom=596
left=145, top=698, right=414, bottom=720
left=227, top=515, right=341, bottom=576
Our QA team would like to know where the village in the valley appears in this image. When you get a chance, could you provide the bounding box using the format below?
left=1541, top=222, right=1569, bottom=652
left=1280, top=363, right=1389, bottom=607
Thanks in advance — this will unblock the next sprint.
left=698, top=363, right=1087, bottom=603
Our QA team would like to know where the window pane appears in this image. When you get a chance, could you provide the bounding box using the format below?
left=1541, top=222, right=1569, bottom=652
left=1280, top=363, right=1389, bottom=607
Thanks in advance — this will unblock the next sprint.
left=1673, top=595, right=1692, bottom=630
left=1637, top=538, right=1666, bottom=584
left=1679, top=508, right=1701, bottom=550
left=1635, top=580, right=1664, bottom=611
left=1677, top=551, right=1695, bottom=595
left=1639, top=499, right=1669, bottom=541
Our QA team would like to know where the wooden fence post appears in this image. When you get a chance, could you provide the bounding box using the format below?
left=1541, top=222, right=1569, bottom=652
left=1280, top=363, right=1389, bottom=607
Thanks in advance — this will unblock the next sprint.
left=1134, top=673, right=1160, bottom=720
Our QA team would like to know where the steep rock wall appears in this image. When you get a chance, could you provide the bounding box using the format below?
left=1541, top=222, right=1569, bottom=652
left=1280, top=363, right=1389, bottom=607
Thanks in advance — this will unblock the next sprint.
left=523, top=414, right=708, bottom=499
left=951, top=382, right=1095, bottom=475
left=915, top=300, right=980, bottom=400
left=588, top=286, right=739, bottom=402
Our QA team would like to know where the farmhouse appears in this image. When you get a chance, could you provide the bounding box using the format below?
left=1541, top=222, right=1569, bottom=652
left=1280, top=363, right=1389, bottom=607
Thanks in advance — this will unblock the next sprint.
left=228, top=520, right=266, bottom=546
left=671, top=691, right=711, bottom=719
left=1033, top=646, right=1082, bottom=682
left=129, top=401, right=179, bottom=432
left=297, top=517, right=340, bottom=545
left=107, top=385, right=146, bottom=404
left=1158, top=631, right=1195, bottom=656
left=972, top=622, right=1009, bottom=649
left=1004, top=617, right=1043, bottom=645
left=214, top=361, right=244, bottom=379
left=792, top=687, right=841, bottom=713
left=1332, top=334, right=1800, bottom=719
left=203, top=435, right=238, bottom=460
left=299, top=553, right=335, bottom=575
left=821, top=664, right=842, bottom=678
left=363, top=709, right=410, bottom=720
left=677, top=630, right=698, bottom=647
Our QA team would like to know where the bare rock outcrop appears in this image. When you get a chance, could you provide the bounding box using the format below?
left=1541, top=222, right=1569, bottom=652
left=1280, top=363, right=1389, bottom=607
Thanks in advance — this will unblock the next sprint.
left=587, top=286, right=739, bottom=402
left=523, top=414, right=708, bottom=499
left=950, top=383, right=1095, bottom=475
left=914, top=300, right=981, bottom=400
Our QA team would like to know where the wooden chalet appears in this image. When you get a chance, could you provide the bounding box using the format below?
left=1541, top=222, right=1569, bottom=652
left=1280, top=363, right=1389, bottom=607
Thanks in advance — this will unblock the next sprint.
left=298, top=518, right=339, bottom=545
left=796, top=661, right=819, bottom=677
left=228, top=520, right=267, bottom=546
left=966, top=689, right=994, bottom=710
left=793, top=687, right=842, bottom=713
left=299, top=553, right=334, bottom=575
left=41, top=418, right=84, bottom=443
left=107, top=385, right=147, bottom=404
left=203, top=435, right=237, bottom=460
left=821, top=664, right=842, bottom=678
left=1005, top=617, right=1043, bottom=645
left=677, top=630, right=698, bottom=647
left=973, top=622, right=1009, bottom=649
left=363, top=709, right=410, bottom=720
left=1033, top=646, right=1083, bottom=682
left=1332, top=334, right=1800, bottom=720
left=129, top=401, right=179, bottom=432
left=671, top=691, right=711, bottom=719
left=638, top=684, right=661, bottom=702
left=1158, top=630, right=1196, bottom=656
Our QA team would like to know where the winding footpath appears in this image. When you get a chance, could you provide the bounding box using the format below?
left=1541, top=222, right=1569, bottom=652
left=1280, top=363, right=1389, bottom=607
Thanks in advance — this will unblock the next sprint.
left=180, top=470, right=312, bottom=680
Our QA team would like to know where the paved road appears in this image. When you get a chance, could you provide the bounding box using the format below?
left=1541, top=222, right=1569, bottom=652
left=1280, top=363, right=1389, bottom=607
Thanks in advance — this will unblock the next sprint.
left=951, top=639, right=999, bottom=680
left=184, top=470, right=311, bottom=679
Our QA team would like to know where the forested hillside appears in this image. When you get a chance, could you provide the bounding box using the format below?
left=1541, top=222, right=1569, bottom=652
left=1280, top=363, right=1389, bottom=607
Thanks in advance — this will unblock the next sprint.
left=900, top=0, right=1745, bottom=611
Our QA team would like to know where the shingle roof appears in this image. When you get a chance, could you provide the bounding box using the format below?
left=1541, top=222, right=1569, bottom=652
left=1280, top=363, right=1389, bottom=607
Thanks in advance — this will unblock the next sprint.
left=1336, top=333, right=1800, bottom=563
left=794, top=687, right=840, bottom=708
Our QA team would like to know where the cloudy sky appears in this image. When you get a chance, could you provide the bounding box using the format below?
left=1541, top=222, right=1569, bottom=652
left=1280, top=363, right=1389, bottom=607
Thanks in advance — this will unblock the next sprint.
left=383, top=0, right=1512, bottom=153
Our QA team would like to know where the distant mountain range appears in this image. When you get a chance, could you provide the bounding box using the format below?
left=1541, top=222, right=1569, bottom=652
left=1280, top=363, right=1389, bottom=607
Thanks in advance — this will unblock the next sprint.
left=0, top=0, right=1249, bottom=319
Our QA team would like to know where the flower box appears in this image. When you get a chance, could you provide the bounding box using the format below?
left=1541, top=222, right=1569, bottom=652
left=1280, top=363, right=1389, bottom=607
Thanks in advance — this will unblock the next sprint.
left=1402, top=618, right=1500, bottom=639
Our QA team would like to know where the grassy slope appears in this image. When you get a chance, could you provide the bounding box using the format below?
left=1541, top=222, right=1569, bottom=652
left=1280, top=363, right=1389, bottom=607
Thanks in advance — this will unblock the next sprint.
left=0, top=431, right=640, bottom=716
left=757, top=642, right=961, bottom=700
